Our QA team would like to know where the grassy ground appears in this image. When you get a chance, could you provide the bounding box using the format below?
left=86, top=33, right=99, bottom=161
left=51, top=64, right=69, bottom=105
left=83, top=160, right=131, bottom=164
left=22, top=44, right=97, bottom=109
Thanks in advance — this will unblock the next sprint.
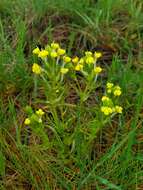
left=0, top=0, right=143, bottom=189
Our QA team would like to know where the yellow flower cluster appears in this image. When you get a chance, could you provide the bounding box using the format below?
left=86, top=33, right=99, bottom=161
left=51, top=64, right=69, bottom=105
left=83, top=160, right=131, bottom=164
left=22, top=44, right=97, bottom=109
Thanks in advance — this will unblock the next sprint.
left=101, top=105, right=123, bottom=115
left=57, top=48, right=66, bottom=56
left=51, top=42, right=60, bottom=49
left=63, top=56, right=71, bottom=63
left=101, top=106, right=113, bottom=115
left=38, top=50, right=49, bottom=58
left=32, top=47, right=40, bottom=54
left=113, top=86, right=122, bottom=96
left=75, top=64, right=83, bottom=71
left=101, top=96, right=110, bottom=102
left=106, top=82, right=122, bottom=96
left=60, top=68, right=69, bottom=74
left=50, top=51, right=58, bottom=58
left=71, top=50, right=102, bottom=73
left=72, top=56, right=79, bottom=64
left=32, top=43, right=103, bottom=76
left=114, top=106, right=123, bottom=113
left=101, top=83, right=123, bottom=116
left=94, top=66, right=102, bottom=74
left=36, top=108, right=45, bottom=116
left=32, top=63, right=42, bottom=75
left=94, top=52, right=102, bottom=59
left=32, top=42, right=69, bottom=75
left=24, top=108, right=45, bottom=125
left=24, top=118, right=31, bottom=125
left=84, top=51, right=102, bottom=64
left=32, top=42, right=66, bottom=59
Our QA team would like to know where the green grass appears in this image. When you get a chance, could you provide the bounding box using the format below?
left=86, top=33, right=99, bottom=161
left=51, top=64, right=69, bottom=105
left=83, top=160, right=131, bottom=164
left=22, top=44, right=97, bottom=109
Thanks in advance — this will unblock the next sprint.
left=0, top=0, right=143, bottom=189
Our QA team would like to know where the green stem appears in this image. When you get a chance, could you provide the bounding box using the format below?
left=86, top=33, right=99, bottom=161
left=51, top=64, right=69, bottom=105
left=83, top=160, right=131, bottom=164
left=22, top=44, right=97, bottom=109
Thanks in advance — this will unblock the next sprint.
left=34, top=75, right=37, bottom=98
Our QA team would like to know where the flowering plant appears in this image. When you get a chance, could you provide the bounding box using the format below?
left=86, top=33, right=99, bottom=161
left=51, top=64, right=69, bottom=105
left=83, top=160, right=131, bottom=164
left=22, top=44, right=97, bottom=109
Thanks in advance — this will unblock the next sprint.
left=24, top=42, right=122, bottom=156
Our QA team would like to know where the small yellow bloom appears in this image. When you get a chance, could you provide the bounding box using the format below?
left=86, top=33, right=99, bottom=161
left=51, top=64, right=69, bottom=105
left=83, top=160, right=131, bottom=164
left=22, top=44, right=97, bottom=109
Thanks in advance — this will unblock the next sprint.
left=115, top=106, right=123, bottom=113
left=107, top=82, right=114, bottom=89
left=101, top=106, right=113, bottom=115
left=114, top=85, right=121, bottom=90
left=36, top=109, right=45, bottom=116
left=38, top=118, right=42, bottom=123
left=24, top=118, right=31, bottom=125
left=113, top=89, right=122, bottom=96
left=101, top=96, right=110, bottom=102
left=79, top=58, right=84, bottom=64
left=94, top=52, right=102, bottom=59
left=60, top=68, right=69, bottom=74
left=50, top=51, right=58, bottom=58
left=38, top=50, right=49, bottom=58
left=85, top=51, right=92, bottom=57
left=63, top=56, right=71, bottom=63
left=57, top=48, right=66, bottom=56
left=33, top=47, right=40, bottom=55
left=32, top=63, right=42, bottom=75
left=94, top=66, right=102, bottom=74
left=107, top=89, right=112, bottom=94
left=51, top=42, right=60, bottom=49
left=75, top=64, right=83, bottom=71
left=85, top=56, right=94, bottom=64
left=72, top=56, right=79, bottom=64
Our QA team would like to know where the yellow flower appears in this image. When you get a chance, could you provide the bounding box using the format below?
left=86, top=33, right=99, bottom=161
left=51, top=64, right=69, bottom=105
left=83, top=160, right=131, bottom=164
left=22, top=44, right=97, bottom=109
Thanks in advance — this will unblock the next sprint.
left=51, top=42, right=60, bottom=49
left=50, top=51, right=58, bottom=58
left=36, top=109, right=45, bottom=116
left=79, top=58, right=84, bottom=64
left=94, top=52, right=102, bottom=59
left=32, top=63, right=42, bottom=75
left=63, top=56, right=71, bottom=63
left=33, top=47, right=40, bottom=55
left=115, top=106, right=123, bottom=113
left=24, top=118, right=31, bottom=125
left=60, top=68, right=69, bottom=74
left=38, top=50, right=49, bottom=58
left=38, top=118, right=42, bottom=123
left=85, top=51, right=93, bottom=57
left=75, top=64, right=83, bottom=71
left=101, top=106, right=113, bottom=115
left=113, top=86, right=121, bottom=96
left=85, top=56, right=94, bottom=64
left=114, top=89, right=122, bottom=96
left=101, top=96, right=110, bottom=102
left=106, top=82, right=114, bottom=89
left=114, top=85, right=121, bottom=90
left=94, top=66, right=102, bottom=74
left=107, top=89, right=112, bottom=94
left=57, top=48, right=66, bottom=56
left=72, top=56, right=79, bottom=64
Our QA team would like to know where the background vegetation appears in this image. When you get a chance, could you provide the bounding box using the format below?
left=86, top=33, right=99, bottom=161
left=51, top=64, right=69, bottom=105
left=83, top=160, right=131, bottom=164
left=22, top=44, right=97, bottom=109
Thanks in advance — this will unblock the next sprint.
left=0, top=0, right=143, bottom=189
